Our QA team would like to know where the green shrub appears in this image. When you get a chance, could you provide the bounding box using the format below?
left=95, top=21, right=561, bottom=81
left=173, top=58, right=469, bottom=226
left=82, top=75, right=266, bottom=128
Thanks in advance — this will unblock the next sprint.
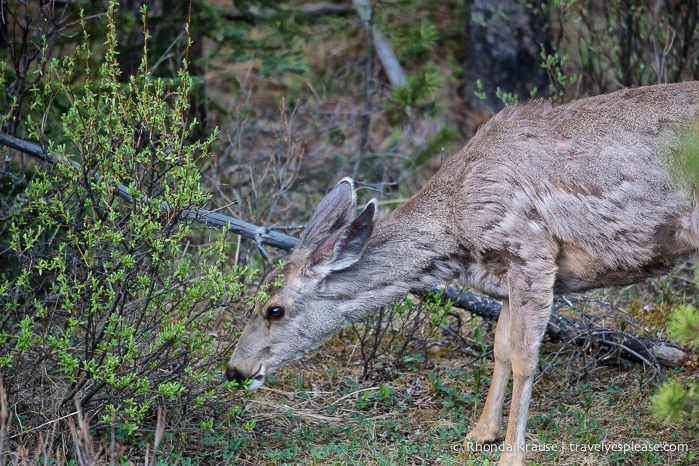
left=0, top=0, right=252, bottom=450
left=651, top=305, right=699, bottom=424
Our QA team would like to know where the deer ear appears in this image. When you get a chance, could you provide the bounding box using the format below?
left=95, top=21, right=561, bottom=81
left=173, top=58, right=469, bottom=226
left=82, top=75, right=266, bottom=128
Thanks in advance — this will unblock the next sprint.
left=299, top=177, right=357, bottom=250
left=311, top=199, right=376, bottom=275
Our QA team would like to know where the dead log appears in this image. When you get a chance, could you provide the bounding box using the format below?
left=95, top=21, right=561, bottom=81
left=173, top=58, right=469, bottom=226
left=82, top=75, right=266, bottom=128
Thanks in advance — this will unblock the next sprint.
left=413, top=287, right=693, bottom=369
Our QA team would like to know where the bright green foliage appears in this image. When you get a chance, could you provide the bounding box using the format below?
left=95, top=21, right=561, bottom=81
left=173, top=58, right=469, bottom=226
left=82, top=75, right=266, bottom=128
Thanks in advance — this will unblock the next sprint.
left=667, top=305, right=699, bottom=351
left=652, top=305, right=699, bottom=424
left=394, top=21, right=440, bottom=59
left=652, top=379, right=698, bottom=423
left=391, top=62, right=444, bottom=114
left=669, top=130, right=699, bottom=193
left=539, top=51, right=578, bottom=102
left=0, top=1, right=253, bottom=439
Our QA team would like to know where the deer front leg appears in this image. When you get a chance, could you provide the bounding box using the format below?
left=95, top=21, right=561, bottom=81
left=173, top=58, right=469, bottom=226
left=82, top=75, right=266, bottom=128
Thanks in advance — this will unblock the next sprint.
left=465, top=298, right=511, bottom=444
left=499, top=266, right=555, bottom=466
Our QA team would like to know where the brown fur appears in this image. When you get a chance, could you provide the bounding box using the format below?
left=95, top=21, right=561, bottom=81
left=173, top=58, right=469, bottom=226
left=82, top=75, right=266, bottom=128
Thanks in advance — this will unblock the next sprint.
left=227, top=82, right=699, bottom=465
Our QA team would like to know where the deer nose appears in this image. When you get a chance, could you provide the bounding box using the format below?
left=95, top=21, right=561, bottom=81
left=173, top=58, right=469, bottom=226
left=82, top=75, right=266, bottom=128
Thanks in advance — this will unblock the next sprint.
left=226, top=366, right=248, bottom=384
left=225, top=364, right=267, bottom=390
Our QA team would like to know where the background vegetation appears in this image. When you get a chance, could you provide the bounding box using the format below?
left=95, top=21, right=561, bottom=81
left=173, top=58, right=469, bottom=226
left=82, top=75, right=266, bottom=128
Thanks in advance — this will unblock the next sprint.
left=0, top=0, right=697, bottom=464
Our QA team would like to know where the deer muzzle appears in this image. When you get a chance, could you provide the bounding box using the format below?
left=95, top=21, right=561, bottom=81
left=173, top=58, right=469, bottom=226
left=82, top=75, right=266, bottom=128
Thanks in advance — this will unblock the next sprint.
left=226, top=363, right=266, bottom=390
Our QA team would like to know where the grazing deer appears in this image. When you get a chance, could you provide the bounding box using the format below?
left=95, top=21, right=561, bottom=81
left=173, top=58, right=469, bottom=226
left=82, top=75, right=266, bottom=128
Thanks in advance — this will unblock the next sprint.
left=227, top=82, right=699, bottom=465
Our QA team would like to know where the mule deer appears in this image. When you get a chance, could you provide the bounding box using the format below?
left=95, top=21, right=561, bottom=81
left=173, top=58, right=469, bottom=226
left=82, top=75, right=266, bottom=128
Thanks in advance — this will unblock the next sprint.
left=227, top=82, right=699, bottom=465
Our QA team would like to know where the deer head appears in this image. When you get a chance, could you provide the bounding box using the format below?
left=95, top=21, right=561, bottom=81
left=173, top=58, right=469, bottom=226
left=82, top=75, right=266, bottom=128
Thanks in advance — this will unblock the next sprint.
left=226, top=178, right=377, bottom=389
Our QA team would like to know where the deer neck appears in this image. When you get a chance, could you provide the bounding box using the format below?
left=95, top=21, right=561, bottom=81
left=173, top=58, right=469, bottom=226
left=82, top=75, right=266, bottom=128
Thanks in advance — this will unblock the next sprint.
left=323, top=189, right=465, bottom=322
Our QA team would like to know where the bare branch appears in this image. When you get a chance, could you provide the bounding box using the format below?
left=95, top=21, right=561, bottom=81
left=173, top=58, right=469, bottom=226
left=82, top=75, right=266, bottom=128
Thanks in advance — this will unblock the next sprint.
left=414, top=287, right=693, bottom=370
left=0, top=133, right=300, bottom=252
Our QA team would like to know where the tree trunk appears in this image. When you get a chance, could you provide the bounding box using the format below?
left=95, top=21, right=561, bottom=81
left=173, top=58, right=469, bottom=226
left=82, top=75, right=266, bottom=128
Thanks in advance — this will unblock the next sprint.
left=460, top=0, right=550, bottom=122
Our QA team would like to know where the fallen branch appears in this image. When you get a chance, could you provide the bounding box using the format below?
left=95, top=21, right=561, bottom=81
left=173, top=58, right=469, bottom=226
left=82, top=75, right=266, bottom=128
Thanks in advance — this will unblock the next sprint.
left=413, top=287, right=693, bottom=370
left=0, top=133, right=299, bottom=256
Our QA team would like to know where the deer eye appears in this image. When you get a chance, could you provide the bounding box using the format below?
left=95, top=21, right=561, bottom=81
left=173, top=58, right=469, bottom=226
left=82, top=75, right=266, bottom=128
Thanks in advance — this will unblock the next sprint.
left=267, top=306, right=285, bottom=321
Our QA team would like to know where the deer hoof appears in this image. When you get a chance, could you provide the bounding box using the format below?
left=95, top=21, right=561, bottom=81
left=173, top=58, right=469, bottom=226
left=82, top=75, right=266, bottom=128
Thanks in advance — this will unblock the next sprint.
left=464, top=423, right=501, bottom=445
